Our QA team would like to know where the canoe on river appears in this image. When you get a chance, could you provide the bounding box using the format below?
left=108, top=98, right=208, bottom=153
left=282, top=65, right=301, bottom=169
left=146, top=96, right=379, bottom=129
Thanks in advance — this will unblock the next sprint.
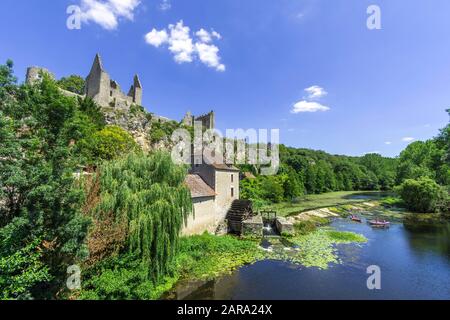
left=369, top=220, right=390, bottom=227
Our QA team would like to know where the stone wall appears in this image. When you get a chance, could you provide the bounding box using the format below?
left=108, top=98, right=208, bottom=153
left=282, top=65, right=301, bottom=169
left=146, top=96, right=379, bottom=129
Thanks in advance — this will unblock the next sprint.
left=214, top=170, right=239, bottom=217
left=26, top=67, right=53, bottom=84
left=181, top=196, right=217, bottom=236
left=196, top=111, right=215, bottom=130
left=275, top=217, right=294, bottom=235
left=242, top=215, right=263, bottom=237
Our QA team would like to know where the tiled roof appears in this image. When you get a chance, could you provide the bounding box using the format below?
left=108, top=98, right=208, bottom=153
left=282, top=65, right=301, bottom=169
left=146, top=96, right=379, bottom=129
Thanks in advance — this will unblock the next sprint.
left=185, top=174, right=216, bottom=198
left=199, top=151, right=240, bottom=171
left=210, top=163, right=240, bottom=171
left=243, top=172, right=256, bottom=179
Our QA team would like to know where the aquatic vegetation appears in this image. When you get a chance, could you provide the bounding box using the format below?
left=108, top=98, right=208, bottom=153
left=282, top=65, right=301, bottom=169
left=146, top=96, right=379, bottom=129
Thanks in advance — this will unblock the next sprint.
left=293, top=220, right=318, bottom=235
left=380, top=196, right=404, bottom=208
left=175, top=233, right=266, bottom=280
left=286, top=229, right=367, bottom=269
left=293, top=216, right=330, bottom=235
left=325, top=230, right=367, bottom=243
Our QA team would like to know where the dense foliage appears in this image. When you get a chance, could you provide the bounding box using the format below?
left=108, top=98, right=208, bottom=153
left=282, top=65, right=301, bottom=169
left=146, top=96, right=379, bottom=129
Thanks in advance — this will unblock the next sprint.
left=86, top=152, right=192, bottom=282
left=0, top=62, right=91, bottom=298
left=0, top=61, right=192, bottom=299
left=240, top=147, right=397, bottom=205
left=395, top=177, right=448, bottom=213
left=57, top=75, right=86, bottom=95
left=394, top=110, right=449, bottom=213
left=83, top=125, right=139, bottom=162
left=148, top=119, right=193, bottom=144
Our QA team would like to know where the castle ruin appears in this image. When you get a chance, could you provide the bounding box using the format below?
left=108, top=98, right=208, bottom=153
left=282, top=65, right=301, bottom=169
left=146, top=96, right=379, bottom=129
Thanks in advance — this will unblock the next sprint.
left=26, top=54, right=215, bottom=129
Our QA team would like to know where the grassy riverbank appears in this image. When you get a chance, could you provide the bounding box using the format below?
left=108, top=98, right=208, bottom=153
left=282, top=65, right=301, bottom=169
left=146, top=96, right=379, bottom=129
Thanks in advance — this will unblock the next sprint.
left=262, top=191, right=389, bottom=217
left=77, top=234, right=266, bottom=300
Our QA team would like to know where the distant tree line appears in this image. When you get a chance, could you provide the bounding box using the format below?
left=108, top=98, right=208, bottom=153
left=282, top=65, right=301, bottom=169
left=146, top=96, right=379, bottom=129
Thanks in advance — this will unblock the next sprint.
left=240, top=113, right=449, bottom=214
left=240, top=147, right=397, bottom=206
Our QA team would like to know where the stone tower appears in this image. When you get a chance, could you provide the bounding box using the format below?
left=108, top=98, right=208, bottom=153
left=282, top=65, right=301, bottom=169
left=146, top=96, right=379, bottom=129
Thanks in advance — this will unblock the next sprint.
left=85, top=54, right=111, bottom=107
left=128, top=74, right=142, bottom=106
left=182, top=111, right=194, bottom=126
left=84, top=54, right=143, bottom=109
left=196, top=111, right=215, bottom=130
left=25, top=66, right=53, bottom=85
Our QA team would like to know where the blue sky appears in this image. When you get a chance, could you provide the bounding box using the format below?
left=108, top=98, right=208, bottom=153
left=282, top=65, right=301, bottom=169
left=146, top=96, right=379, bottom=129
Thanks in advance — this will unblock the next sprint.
left=1, top=0, right=449, bottom=157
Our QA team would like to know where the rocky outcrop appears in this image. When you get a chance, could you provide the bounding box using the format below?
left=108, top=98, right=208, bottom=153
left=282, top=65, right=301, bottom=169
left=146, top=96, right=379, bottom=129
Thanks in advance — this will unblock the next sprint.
left=101, top=106, right=173, bottom=152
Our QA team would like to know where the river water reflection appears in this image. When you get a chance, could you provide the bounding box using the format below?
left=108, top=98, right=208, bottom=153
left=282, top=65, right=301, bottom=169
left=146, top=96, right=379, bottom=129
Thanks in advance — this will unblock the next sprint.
left=169, top=217, right=450, bottom=300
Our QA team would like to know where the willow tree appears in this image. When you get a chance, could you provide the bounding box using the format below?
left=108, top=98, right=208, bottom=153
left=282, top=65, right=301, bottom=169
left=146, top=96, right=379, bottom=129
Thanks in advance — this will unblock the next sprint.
left=91, top=151, right=192, bottom=281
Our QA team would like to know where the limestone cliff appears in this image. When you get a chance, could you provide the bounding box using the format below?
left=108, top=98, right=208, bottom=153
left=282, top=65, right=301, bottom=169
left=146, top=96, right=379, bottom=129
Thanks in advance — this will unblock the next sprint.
left=100, top=105, right=175, bottom=152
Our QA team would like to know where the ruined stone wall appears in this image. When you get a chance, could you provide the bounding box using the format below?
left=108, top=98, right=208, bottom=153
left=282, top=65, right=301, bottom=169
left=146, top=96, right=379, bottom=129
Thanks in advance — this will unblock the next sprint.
left=195, top=111, right=215, bottom=129
left=25, top=67, right=53, bottom=84
left=86, top=68, right=110, bottom=107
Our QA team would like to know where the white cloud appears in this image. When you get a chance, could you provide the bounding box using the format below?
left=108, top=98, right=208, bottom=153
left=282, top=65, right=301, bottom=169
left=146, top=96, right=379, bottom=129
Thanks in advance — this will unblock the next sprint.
left=291, top=101, right=330, bottom=113
left=79, top=0, right=140, bottom=30
left=195, top=42, right=225, bottom=71
left=211, top=31, right=222, bottom=40
left=385, top=141, right=392, bottom=145
left=304, top=85, right=327, bottom=100
left=195, top=29, right=222, bottom=43
left=402, top=137, right=415, bottom=142
left=168, top=21, right=194, bottom=63
left=145, top=21, right=225, bottom=71
left=145, top=29, right=168, bottom=47
left=196, top=29, right=212, bottom=43
left=159, top=0, right=171, bottom=11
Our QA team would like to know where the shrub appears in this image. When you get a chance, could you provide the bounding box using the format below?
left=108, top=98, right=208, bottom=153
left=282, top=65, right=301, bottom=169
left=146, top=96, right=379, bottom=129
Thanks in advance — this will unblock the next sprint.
left=57, top=75, right=85, bottom=95
left=395, top=177, right=448, bottom=213
left=148, top=120, right=181, bottom=144
left=293, top=217, right=329, bottom=235
left=87, top=125, right=139, bottom=161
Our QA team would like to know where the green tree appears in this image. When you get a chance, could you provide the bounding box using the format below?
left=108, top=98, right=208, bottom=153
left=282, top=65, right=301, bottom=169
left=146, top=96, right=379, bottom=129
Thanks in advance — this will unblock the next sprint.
left=0, top=62, right=90, bottom=298
left=395, top=177, right=448, bottom=213
left=57, top=75, right=85, bottom=95
left=396, top=141, right=440, bottom=183
left=86, top=125, right=139, bottom=162
left=0, top=218, right=51, bottom=299
left=88, top=152, right=192, bottom=282
left=261, top=176, right=285, bottom=203
left=283, top=169, right=305, bottom=199
left=77, top=97, right=106, bottom=129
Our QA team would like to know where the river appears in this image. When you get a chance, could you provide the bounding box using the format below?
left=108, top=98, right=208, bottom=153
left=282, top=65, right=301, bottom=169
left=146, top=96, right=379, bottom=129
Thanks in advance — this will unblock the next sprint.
left=170, top=215, right=450, bottom=300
